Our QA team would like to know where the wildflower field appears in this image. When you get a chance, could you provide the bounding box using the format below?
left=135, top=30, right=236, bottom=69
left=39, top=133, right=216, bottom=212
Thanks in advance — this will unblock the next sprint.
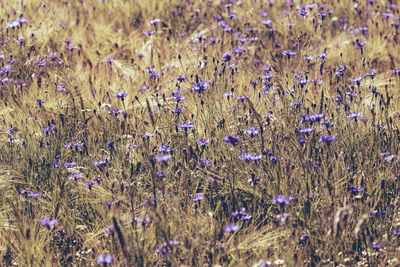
left=1, top=0, right=400, bottom=266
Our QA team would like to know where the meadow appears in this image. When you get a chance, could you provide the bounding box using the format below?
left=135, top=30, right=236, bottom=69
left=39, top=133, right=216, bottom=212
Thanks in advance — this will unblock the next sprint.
left=0, top=0, right=400, bottom=266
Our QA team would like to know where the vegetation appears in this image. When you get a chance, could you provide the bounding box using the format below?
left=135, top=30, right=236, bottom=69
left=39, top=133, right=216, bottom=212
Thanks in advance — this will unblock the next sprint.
left=0, top=0, right=400, bottom=266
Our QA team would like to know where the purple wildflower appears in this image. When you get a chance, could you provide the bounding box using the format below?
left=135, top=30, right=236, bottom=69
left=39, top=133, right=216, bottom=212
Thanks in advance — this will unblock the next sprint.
left=224, top=223, right=239, bottom=233
left=144, top=30, right=155, bottom=36
left=158, top=144, right=171, bottom=153
left=28, top=191, right=42, bottom=198
left=155, top=154, right=172, bottom=162
left=40, top=217, right=57, bottom=227
left=198, top=158, right=211, bottom=167
left=192, top=79, right=208, bottom=93
left=37, top=59, right=46, bottom=67
left=63, top=162, right=76, bottom=168
left=178, top=120, right=193, bottom=129
left=115, top=91, right=128, bottom=99
left=282, top=50, right=297, bottom=57
left=365, top=69, right=376, bottom=78
left=239, top=153, right=262, bottom=161
left=197, top=138, right=210, bottom=146
left=192, top=193, right=204, bottom=202
left=319, top=135, right=338, bottom=143
left=66, top=45, right=77, bottom=51
left=352, top=76, right=363, bottom=84
left=68, top=172, right=82, bottom=181
left=318, top=51, right=327, bottom=59
left=105, top=57, right=115, bottom=63
left=272, top=195, right=293, bottom=206
left=148, top=18, right=160, bottom=26
left=221, top=52, right=232, bottom=62
left=83, top=181, right=95, bottom=189
left=303, top=55, right=314, bottom=62
left=244, top=127, right=259, bottom=136
left=110, top=108, right=123, bottom=115
left=177, top=74, right=187, bottom=82
left=224, top=134, right=239, bottom=146
left=348, top=112, right=361, bottom=120
left=97, top=254, right=113, bottom=264
left=172, top=108, right=184, bottom=114
left=298, top=127, right=314, bottom=134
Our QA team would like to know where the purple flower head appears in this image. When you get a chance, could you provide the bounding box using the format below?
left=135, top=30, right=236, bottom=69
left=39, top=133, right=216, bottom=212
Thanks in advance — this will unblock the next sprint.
left=158, top=144, right=171, bottom=153
left=224, top=134, right=239, bottom=146
left=303, top=55, right=314, bottom=62
left=1, top=65, right=12, bottom=75
left=348, top=112, right=361, bottom=120
left=73, top=141, right=84, bottom=147
left=178, top=120, right=193, bottom=129
left=261, top=19, right=272, bottom=26
left=40, top=217, right=57, bottom=227
left=352, top=76, right=363, bottom=84
left=239, top=153, right=262, bottom=161
left=221, top=52, right=232, bottom=62
left=94, top=157, right=108, bottom=167
left=144, top=67, right=160, bottom=79
left=50, top=52, right=58, bottom=61
left=297, top=9, right=308, bottom=16
left=105, top=57, right=115, bottom=63
left=57, top=84, right=66, bottom=92
left=272, top=195, right=293, bottom=206
left=192, top=79, right=208, bottom=93
left=198, top=158, right=211, bottom=167
left=172, top=108, right=184, bottom=114
left=177, top=74, right=187, bottom=82
left=97, top=254, right=113, bottom=264
left=83, top=181, right=95, bottom=189
left=318, top=51, right=327, bottom=59
left=234, top=46, right=245, bottom=55
left=172, top=90, right=185, bottom=102
left=262, top=65, right=272, bottom=72
left=37, top=59, right=46, bottom=67
left=355, top=40, right=367, bottom=49
left=144, top=30, right=155, bottom=36
left=68, top=172, right=82, bottom=181
left=115, top=91, right=128, bottom=99
left=232, top=207, right=252, bottom=221
left=66, top=45, right=77, bottom=51
left=365, top=69, right=376, bottom=78
left=110, top=108, right=123, bottom=115
left=136, top=214, right=154, bottom=226
left=282, top=50, right=297, bottom=57
left=371, top=242, right=383, bottom=251
left=6, top=20, right=20, bottom=28
left=244, top=127, right=259, bottom=136
left=155, top=154, right=172, bottom=162
left=105, top=226, right=114, bottom=237
left=319, top=135, right=338, bottom=143
left=197, top=138, right=209, bottom=146
left=28, top=191, right=42, bottom=198
left=224, top=223, right=239, bottom=233
left=148, top=18, right=160, bottom=26
left=382, top=13, right=394, bottom=19
left=37, top=99, right=46, bottom=106
left=300, top=234, right=309, bottom=244
left=302, top=113, right=325, bottom=123
left=298, top=127, right=314, bottom=134
left=63, top=162, right=76, bottom=169
left=192, top=193, right=204, bottom=202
